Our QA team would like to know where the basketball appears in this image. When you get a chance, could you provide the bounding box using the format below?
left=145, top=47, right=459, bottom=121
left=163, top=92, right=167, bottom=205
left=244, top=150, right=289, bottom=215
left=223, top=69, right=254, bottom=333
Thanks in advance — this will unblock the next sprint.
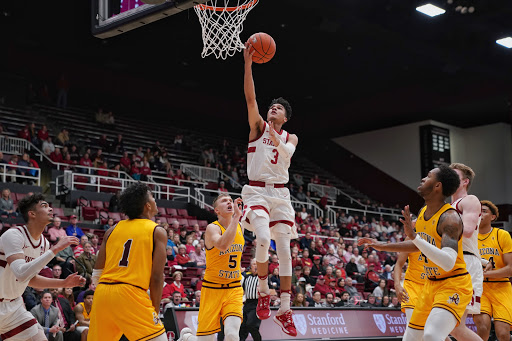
left=247, top=32, right=276, bottom=64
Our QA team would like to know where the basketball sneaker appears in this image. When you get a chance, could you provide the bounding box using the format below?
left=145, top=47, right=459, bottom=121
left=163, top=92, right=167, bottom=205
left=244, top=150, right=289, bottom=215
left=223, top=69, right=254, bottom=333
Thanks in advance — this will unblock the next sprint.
left=273, top=310, right=297, bottom=337
left=178, top=327, right=193, bottom=341
left=256, top=292, right=271, bottom=320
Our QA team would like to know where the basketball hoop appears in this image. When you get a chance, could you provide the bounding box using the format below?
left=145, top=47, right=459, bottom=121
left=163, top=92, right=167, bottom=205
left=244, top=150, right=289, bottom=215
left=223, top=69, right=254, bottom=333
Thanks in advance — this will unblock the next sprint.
left=194, top=0, right=259, bottom=59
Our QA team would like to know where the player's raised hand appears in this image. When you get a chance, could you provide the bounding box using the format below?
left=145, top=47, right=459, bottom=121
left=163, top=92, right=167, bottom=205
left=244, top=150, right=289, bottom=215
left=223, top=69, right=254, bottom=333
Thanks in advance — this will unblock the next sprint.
left=356, top=237, right=381, bottom=250
left=399, top=205, right=416, bottom=240
left=51, top=236, right=80, bottom=254
left=243, top=42, right=255, bottom=65
left=233, top=197, right=243, bottom=218
left=63, top=273, right=86, bottom=287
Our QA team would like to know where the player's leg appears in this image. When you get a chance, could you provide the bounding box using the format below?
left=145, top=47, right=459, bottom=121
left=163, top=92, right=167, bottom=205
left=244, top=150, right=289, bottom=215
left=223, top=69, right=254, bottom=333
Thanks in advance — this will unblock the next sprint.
left=147, top=333, right=170, bottom=341
left=449, top=310, right=482, bottom=341
left=493, top=320, right=511, bottom=341
left=178, top=328, right=216, bottom=341
left=423, top=308, right=459, bottom=341
left=223, top=316, right=242, bottom=341
left=473, top=313, right=491, bottom=341
left=402, top=326, right=424, bottom=341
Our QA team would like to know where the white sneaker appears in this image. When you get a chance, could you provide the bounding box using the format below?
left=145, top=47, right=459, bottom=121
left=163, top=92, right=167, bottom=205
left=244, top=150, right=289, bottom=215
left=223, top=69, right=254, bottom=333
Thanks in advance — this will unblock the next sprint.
left=178, top=327, right=193, bottom=341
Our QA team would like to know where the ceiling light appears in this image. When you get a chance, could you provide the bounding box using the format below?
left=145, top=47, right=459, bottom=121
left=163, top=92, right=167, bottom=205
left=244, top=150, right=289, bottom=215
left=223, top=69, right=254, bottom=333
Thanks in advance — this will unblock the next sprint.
left=416, top=4, right=446, bottom=17
left=496, top=37, right=512, bottom=48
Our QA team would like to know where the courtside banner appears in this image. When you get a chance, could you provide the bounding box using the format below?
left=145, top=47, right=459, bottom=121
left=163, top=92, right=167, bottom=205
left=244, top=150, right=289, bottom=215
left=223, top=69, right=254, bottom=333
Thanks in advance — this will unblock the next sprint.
left=170, top=307, right=477, bottom=340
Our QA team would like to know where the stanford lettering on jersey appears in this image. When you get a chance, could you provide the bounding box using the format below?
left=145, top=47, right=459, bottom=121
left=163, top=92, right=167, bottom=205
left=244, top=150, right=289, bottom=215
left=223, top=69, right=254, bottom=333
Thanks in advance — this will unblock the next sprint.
left=262, top=138, right=276, bottom=147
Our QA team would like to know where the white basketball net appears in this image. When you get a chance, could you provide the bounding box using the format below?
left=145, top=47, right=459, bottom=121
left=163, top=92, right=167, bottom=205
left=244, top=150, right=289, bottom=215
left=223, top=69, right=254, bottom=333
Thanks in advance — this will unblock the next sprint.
left=194, top=0, right=259, bottom=60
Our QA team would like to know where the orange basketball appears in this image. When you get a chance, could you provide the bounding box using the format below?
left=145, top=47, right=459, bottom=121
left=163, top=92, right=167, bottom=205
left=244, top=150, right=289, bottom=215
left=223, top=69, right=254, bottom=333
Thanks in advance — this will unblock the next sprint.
left=247, top=32, right=276, bottom=64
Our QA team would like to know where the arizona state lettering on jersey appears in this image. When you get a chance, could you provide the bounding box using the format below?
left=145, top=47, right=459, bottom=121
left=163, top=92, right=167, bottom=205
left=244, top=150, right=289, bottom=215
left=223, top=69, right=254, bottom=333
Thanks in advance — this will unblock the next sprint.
left=405, top=251, right=427, bottom=283
left=479, top=227, right=512, bottom=282
left=415, top=204, right=467, bottom=280
left=100, top=219, right=157, bottom=290
left=204, top=221, right=245, bottom=284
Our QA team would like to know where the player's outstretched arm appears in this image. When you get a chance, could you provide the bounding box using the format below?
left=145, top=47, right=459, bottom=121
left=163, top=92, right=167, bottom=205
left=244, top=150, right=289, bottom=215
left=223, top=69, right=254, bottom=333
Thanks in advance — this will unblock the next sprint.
left=28, top=272, right=86, bottom=289
left=149, top=226, right=168, bottom=313
left=393, top=252, right=409, bottom=303
left=409, top=209, right=462, bottom=272
left=206, top=198, right=243, bottom=252
left=357, top=237, right=418, bottom=253
left=243, top=42, right=264, bottom=139
left=459, top=195, right=482, bottom=238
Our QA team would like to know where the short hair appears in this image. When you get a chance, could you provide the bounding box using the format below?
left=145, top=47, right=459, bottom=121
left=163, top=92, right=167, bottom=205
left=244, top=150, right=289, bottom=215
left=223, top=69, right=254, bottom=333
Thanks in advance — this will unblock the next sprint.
left=435, top=165, right=460, bottom=198
left=84, top=290, right=94, bottom=299
left=18, top=193, right=46, bottom=223
left=119, top=183, right=152, bottom=219
left=269, top=97, right=292, bottom=120
left=450, top=163, right=475, bottom=190
left=481, top=200, right=499, bottom=220
left=212, top=193, right=231, bottom=208
left=172, top=291, right=181, bottom=297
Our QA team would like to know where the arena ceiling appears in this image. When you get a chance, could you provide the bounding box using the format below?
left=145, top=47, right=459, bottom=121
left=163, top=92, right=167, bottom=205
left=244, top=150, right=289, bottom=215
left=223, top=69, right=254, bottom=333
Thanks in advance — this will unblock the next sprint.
left=2, top=0, right=512, bottom=140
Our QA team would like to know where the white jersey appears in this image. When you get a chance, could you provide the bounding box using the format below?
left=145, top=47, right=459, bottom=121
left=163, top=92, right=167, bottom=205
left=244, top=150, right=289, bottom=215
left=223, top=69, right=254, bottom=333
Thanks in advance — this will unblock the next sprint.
left=452, top=197, right=480, bottom=257
left=247, top=121, right=291, bottom=184
left=0, top=226, right=50, bottom=299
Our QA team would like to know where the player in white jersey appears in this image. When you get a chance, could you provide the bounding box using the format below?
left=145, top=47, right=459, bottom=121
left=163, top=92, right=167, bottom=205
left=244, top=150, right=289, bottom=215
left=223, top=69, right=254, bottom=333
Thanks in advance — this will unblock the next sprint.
left=448, top=163, right=490, bottom=341
left=240, top=43, right=299, bottom=337
left=0, top=193, right=85, bottom=341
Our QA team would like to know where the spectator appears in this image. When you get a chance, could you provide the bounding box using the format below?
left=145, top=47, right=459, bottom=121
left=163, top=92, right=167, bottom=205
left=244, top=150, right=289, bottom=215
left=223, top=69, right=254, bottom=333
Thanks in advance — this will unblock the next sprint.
left=102, top=217, right=115, bottom=231
left=79, top=153, right=93, bottom=173
left=291, top=266, right=303, bottom=287
left=164, top=291, right=184, bottom=312
left=0, top=188, right=19, bottom=217
left=96, top=134, right=109, bottom=150
left=110, top=134, right=124, bottom=154
left=169, top=271, right=186, bottom=298
left=380, top=295, right=391, bottom=307
left=109, top=191, right=121, bottom=213
left=344, top=277, right=358, bottom=297
left=313, top=275, right=330, bottom=298
left=17, top=124, right=31, bottom=141
left=76, top=241, right=97, bottom=278
left=65, top=215, right=85, bottom=238
left=302, top=266, right=314, bottom=287
left=389, top=295, right=400, bottom=308
left=291, top=293, right=308, bottom=307
left=218, top=181, right=228, bottom=193
left=268, top=253, right=279, bottom=275
left=69, top=144, right=80, bottom=163
left=184, top=235, right=195, bottom=255
left=322, top=293, right=335, bottom=308
left=37, top=124, right=49, bottom=143
left=346, top=256, right=363, bottom=282
left=311, top=291, right=323, bottom=307
left=299, top=232, right=312, bottom=251
left=74, top=290, right=93, bottom=339
left=269, top=267, right=280, bottom=291
left=54, top=245, right=75, bottom=277
left=380, top=264, right=393, bottom=280
left=324, top=247, right=339, bottom=267
left=301, top=249, right=313, bottom=269
left=189, top=243, right=206, bottom=268
left=335, top=278, right=345, bottom=295
left=361, top=294, right=377, bottom=307
left=73, top=235, right=90, bottom=258
left=310, top=255, right=323, bottom=277
left=52, top=264, right=63, bottom=279
left=30, top=291, right=64, bottom=341
left=76, top=279, right=96, bottom=304
left=178, top=227, right=188, bottom=244
left=61, top=287, right=76, bottom=309
left=372, top=279, right=389, bottom=299
left=119, top=152, right=131, bottom=173
left=89, top=234, right=100, bottom=254
left=56, top=128, right=70, bottom=146
left=47, top=216, right=66, bottom=243
left=176, top=245, right=196, bottom=267
left=16, top=152, right=33, bottom=184
left=295, top=186, right=306, bottom=201
left=335, top=291, right=351, bottom=307
left=6, top=155, right=19, bottom=182
left=356, top=257, right=368, bottom=276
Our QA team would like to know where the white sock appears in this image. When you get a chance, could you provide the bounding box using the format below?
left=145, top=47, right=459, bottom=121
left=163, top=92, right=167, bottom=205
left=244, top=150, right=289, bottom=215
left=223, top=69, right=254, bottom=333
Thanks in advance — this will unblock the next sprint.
left=278, top=292, right=291, bottom=314
left=258, top=275, right=269, bottom=294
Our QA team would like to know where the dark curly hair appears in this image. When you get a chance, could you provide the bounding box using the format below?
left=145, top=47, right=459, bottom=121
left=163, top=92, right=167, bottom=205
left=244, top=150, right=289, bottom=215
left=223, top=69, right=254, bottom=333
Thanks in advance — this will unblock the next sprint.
left=269, top=97, right=292, bottom=120
left=18, top=193, right=46, bottom=223
left=119, top=183, right=152, bottom=220
left=435, top=165, right=460, bottom=198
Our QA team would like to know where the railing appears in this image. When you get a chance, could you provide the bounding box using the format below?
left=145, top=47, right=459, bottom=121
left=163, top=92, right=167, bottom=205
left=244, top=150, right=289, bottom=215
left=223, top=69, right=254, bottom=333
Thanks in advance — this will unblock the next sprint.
left=0, top=163, right=41, bottom=186
left=180, top=163, right=242, bottom=189
left=0, top=136, right=32, bottom=155
left=55, top=172, right=190, bottom=201
left=325, top=204, right=402, bottom=225
left=308, top=183, right=365, bottom=207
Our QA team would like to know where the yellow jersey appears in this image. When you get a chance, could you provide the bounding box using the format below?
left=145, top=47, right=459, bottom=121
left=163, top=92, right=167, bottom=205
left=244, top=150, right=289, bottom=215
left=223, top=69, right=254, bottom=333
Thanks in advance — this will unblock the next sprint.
left=100, top=219, right=157, bottom=290
left=404, top=251, right=426, bottom=284
left=204, top=220, right=245, bottom=284
left=415, top=203, right=467, bottom=280
left=78, top=302, right=91, bottom=325
left=479, top=227, right=512, bottom=282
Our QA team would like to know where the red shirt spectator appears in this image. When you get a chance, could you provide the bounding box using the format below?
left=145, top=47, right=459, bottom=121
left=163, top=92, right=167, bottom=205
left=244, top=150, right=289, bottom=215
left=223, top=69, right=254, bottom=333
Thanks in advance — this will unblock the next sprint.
left=80, top=154, right=93, bottom=168
left=120, top=153, right=131, bottom=170
left=50, top=149, right=63, bottom=163
left=96, top=162, right=108, bottom=177
left=140, top=163, right=152, bottom=176
left=37, top=125, right=49, bottom=141
left=313, top=275, right=333, bottom=298
left=268, top=254, right=280, bottom=275
left=17, top=125, right=30, bottom=141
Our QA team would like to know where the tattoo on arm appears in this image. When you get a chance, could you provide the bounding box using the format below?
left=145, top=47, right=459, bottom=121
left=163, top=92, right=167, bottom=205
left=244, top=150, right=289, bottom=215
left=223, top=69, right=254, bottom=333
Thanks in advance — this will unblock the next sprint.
left=439, top=210, right=463, bottom=252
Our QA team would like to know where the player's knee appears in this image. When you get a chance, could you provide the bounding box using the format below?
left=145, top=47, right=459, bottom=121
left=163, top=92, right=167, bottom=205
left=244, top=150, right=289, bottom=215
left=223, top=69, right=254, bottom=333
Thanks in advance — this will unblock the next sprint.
left=495, top=329, right=509, bottom=341
left=254, top=235, right=271, bottom=263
